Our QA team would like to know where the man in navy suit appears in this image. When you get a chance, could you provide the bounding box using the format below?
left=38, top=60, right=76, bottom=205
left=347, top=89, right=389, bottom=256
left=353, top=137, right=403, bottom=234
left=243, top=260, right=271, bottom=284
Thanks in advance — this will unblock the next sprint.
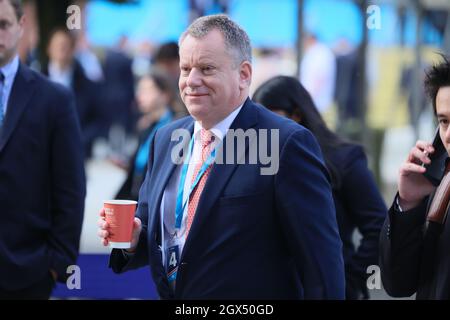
left=0, top=0, right=86, bottom=299
left=43, top=28, right=105, bottom=159
left=99, top=14, right=344, bottom=299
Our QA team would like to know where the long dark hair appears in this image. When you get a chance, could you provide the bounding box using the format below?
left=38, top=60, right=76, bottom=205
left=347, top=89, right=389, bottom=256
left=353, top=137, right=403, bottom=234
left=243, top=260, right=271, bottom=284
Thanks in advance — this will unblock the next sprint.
left=141, top=70, right=177, bottom=108
left=252, top=75, right=349, bottom=189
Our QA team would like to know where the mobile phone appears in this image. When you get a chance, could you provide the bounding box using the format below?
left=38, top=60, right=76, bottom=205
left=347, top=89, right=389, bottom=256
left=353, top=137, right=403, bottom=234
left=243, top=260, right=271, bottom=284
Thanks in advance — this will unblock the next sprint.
left=423, top=127, right=447, bottom=186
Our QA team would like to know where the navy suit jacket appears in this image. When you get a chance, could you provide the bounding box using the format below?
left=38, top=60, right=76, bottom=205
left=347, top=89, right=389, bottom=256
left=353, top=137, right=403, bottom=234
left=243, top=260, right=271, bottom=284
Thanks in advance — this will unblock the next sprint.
left=0, top=63, right=86, bottom=291
left=110, top=99, right=345, bottom=299
left=43, top=61, right=106, bottom=158
left=101, top=49, right=134, bottom=129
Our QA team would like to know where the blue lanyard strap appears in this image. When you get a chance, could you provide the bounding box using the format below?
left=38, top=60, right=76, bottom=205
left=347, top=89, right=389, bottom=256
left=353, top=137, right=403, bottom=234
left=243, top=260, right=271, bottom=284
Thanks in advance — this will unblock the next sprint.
left=174, top=134, right=216, bottom=229
left=134, top=110, right=173, bottom=173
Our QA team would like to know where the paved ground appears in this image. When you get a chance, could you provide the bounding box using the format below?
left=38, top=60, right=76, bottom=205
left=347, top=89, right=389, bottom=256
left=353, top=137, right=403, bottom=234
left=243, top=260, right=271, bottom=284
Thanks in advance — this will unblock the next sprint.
left=79, top=158, right=126, bottom=254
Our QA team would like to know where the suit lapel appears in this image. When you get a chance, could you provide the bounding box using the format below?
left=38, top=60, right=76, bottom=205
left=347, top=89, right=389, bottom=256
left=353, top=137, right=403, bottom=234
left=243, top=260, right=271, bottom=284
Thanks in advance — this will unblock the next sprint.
left=146, top=120, right=194, bottom=298
left=180, top=99, right=258, bottom=262
left=0, top=64, right=35, bottom=153
left=148, top=120, right=195, bottom=243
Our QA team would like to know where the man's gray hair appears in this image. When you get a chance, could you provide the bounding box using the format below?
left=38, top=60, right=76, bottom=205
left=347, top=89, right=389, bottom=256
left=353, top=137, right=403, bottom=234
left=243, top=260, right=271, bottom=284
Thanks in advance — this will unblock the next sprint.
left=179, top=14, right=252, bottom=65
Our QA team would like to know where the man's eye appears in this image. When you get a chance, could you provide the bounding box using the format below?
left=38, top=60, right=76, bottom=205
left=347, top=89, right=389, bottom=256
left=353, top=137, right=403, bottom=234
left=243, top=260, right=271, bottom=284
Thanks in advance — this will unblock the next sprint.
left=439, top=119, right=448, bottom=125
left=202, top=66, right=214, bottom=73
left=0, top=21, right=11, bottom=30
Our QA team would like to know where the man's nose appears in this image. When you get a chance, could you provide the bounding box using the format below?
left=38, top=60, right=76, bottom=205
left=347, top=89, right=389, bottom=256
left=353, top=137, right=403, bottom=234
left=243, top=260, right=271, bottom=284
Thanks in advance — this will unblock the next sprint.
left=186, top=68, right=202, bottom=87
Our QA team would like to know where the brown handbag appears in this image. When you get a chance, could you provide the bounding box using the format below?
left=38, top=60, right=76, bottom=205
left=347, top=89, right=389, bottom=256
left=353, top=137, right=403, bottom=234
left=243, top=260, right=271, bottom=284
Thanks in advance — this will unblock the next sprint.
left=427, top=162, right=450, bottom=225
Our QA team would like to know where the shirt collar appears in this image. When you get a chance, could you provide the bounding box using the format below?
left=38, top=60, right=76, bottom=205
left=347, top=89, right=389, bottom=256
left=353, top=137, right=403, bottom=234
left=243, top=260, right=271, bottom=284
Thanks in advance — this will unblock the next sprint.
left=0, top=55, right=19, bottom=85
left=193, top=103, right=244, bottom=143
left=48, top=62, right=74, bottom=77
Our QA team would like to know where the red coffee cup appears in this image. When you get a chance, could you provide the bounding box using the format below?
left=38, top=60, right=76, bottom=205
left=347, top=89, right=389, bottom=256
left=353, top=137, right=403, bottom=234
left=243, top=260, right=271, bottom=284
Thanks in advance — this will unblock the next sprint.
left=103, top=200, right=137, bottom=249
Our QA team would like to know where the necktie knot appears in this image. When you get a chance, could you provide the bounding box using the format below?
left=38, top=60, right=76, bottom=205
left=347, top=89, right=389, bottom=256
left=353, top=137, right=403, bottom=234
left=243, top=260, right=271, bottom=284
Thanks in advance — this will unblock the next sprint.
left=200, top=128, right=215, bottom=148
left=0, top=71, right=4, bottom=83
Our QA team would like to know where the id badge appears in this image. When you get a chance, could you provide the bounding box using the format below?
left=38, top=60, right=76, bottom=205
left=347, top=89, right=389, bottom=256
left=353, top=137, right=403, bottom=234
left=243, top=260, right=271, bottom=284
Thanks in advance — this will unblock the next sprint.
left=166, top=245, right=180, bottom=283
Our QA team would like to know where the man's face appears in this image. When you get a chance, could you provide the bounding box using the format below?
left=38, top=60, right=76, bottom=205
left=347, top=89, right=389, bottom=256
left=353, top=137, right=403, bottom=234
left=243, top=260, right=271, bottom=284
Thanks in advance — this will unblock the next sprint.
left=436, top=86, right=450, bottom=156
left=0, top=0, right=23, bottom=67
left=47, top=31, right=74, bottom=68
left=178, top=29, right=251, bottom=129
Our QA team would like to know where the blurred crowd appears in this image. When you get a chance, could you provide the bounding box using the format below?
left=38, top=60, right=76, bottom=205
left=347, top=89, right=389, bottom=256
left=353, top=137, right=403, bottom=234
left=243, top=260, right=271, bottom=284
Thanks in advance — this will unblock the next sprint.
left=3, top=0, right=450, bottom=301
left=31, top=30, right=187, bottom=162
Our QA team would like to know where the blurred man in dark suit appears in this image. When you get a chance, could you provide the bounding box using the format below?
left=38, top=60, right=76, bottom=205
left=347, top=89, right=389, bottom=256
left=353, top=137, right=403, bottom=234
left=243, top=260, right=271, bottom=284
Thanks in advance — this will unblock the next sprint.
left=43, top=28, right=104, bottom=159
left=0, top=0, right=85, bottom=299
left=102, top=36, right=135, bottom=135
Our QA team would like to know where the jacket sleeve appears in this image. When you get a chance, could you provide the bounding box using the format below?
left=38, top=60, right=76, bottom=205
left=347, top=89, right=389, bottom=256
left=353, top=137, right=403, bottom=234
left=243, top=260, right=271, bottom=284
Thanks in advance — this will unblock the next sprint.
left=379, top=195, right=428, bottom=297
left=275, top=128, right=345, bottom=299
left=109, top=133, right=157, bottom=273
left=48, top=88, right=86, bottom=282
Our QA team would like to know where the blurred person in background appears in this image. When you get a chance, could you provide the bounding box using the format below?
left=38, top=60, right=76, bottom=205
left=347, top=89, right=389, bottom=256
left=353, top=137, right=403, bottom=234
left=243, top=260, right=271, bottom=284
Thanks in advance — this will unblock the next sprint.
left=102, top=35, right=135, bottom=136
left=152, top=41, right=180, bottom=83
left=132, top=40, right=153, bottom=79
left=300, top=33, right=336, bottom=114
left=152, top=41, right=187, bottom=118
left=75, top=32, right=103, bottom=83
left=43, top=27, right=105, bottom=159
left=250, top=47, right=291, bottom=97
left=253, top=75, right=387, bottom=299
left=115, top=71, right=175, bottom=201
left=400, top=61, right=429, bottom=131
left=0, top=0, right=85, bottom=299
left=333, top=38, right=362, bottom=139
left=189, top=0, right=229, bottom=23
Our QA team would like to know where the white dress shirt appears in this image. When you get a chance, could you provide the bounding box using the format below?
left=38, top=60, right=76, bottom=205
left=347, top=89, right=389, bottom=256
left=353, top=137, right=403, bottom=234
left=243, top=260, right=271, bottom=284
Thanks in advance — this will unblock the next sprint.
left=48, top=62, right=73, bottom=89
left=160, top=104, right=243, bottom=269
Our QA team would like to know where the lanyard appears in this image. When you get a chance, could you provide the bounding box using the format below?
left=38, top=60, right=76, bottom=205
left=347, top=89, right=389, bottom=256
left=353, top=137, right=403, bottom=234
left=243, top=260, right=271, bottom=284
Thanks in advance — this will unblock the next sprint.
left=134, top=110, right=173, bottom=174
left=174, top=134, right=216, bottom=229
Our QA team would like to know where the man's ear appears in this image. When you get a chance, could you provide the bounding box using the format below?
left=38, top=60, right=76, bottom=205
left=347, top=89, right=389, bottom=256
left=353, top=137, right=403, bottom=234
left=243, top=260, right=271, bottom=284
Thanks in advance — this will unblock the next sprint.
left=18, top=15, right=25, bottom=38
left=239, top=61, right=252, bottom=90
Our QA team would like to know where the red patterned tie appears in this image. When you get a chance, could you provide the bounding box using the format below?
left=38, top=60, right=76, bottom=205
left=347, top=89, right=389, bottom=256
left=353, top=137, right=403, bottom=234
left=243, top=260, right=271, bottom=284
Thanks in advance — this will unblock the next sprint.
left=186, top=129, right=214, bottom=235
